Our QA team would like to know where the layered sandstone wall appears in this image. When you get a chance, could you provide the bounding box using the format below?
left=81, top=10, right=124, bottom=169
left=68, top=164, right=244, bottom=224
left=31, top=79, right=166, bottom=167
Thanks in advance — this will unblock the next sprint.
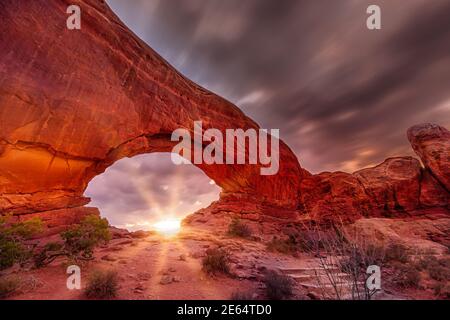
left=298, top=124, right=449, bottom=224
left=0, top=0, right=307, bottom=229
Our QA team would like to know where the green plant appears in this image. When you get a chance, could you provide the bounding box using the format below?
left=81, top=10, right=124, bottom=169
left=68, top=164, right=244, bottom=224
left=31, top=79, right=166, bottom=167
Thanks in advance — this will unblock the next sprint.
left=60, top=215, right=111, bottom=260
left=33, top=242, right=65, bottom=268
left=0, top=215, right=42, bottom=270
left=264, top=270, right=292, bottom=300
left=202, top=248, right=230, bottom=275
left=34, top=215, right=110, bottom=267
left=0, top=276, right=19, bottom=299
left=84, top=269, right=118, bottom=299
left=228, top=219, right=252, bottom=238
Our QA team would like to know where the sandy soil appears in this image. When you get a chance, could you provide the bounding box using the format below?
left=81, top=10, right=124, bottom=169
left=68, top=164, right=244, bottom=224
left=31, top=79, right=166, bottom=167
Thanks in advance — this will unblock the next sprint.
left=6, top=227, right=303, bottom=300
left=5, top=220, right=448, bottom=300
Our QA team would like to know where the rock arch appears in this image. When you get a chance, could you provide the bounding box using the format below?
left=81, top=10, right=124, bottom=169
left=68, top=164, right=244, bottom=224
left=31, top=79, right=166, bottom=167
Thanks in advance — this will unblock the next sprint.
left=0, top=0, right=308, bottom=231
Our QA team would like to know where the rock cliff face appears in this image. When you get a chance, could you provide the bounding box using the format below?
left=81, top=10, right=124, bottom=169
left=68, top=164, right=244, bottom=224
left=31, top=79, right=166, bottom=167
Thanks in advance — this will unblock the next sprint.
left=0, top=1, right=448, bottom=232
left=298, top=125, right=449, bottom=224
left=407, top=123, right=450, bottom=192
left=0, top=0, right=307, bottom=232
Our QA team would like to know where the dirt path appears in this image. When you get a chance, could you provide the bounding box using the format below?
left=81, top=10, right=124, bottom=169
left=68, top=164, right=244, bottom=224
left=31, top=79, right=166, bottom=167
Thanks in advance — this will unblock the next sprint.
left=7, top=228, right=305, bottom=300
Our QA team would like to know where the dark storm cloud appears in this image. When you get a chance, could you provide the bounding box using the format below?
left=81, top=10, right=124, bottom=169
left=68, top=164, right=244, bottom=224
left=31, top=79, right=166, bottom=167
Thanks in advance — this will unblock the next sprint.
left=107, top=0, right=450, bottom=173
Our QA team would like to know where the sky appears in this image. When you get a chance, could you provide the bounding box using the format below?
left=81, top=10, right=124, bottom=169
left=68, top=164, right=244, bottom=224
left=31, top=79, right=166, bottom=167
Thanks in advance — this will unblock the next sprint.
left=86, top=0, right=450, bottom=229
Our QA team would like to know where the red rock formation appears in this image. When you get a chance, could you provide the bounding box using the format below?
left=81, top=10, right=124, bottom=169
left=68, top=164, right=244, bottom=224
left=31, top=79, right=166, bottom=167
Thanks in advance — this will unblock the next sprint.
left=354, top=157, right=422, bottom=212
left=0, top=0, right=307, bottom=227
left=298, top=128, right=449, bottom=224
left=408, top=123, right=450, bottom=192
left=298, top=171, right=371, bottom=224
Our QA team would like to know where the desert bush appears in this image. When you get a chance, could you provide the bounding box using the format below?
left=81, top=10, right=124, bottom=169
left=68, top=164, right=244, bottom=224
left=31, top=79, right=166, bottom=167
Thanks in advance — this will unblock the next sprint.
left=230, top=290, right=255, bottom=300
left=0, top=276, right=19, bottom=299
left=33, top=242, right=65, bottom=268
left=202, top=248, right=230, bottom=275
left=34, top=215, right=110, bottom=267
left=266, top=235, right=298, bottom=255
left=416, top=255, right=438, bottom=271
left=394, top=264, right=421, bottom=288
left=264, top=270, right=292, bottom=300
left=84, top=269, right=118, bottom=299
left=384, top=243, right=410, bottom=264
left=228, top=219, right=252, bottom=238
left=427, top=263, right=449, bottom=282
left=294, top=223, right=386, bottom=300
left=0, top=215, right=42, bottom=270
left=415, top=255, right=450, bottom=282
left=433, top=282, right=450, bottom=299
left=61, top=215, right=111, bottom=259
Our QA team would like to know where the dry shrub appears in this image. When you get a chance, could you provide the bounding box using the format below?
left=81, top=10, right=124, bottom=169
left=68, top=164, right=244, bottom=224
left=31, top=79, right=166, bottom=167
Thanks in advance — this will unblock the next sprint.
left=84, top=270, right=118, bottom=299
left=230, top=290, right=255, bottom=300
left=433, top=282, right=450, bottom=299
left=384, top=243, right=410, bottom=264
left=416, top=255, right=450, bottom=281
left=266, top=235, right=298, bottom=255
left=0, top=276, right=19, bottom=299
left=264, top=270, right=293, bottom=300
left=296, top=223, right=387, bottom=300
left=393, top=263, right=421, bottom=288
left=228, top=219, right=252, bottom=239
left=202, top=248, right=230, bottom=275
left=428, top=265, right=449, bottom=282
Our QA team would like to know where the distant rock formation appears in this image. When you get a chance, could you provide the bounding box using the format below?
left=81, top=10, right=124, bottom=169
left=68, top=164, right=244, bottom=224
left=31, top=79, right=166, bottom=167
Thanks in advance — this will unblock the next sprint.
left=408, top=123, right=450, bottom=192
left=298, top=124, right=449, bottom=224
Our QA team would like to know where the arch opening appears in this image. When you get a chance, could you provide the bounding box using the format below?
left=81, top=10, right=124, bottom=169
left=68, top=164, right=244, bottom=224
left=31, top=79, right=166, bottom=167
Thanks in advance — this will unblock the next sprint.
left=85, top=153, right=221, bottom=233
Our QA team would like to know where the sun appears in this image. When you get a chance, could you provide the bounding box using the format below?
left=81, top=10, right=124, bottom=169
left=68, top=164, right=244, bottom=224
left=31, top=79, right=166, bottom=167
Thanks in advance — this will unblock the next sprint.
left=153, top=218, right=181, bottom=236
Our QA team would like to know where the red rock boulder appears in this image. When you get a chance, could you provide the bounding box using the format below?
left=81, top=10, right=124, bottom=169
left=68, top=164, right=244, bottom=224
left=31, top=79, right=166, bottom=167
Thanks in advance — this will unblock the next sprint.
left=408, top=123, right=450, bottom=192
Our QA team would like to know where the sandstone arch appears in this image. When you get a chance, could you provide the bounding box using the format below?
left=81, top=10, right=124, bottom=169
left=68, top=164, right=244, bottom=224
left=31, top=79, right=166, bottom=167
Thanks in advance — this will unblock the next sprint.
left=0, top=0, right=308, bottom=229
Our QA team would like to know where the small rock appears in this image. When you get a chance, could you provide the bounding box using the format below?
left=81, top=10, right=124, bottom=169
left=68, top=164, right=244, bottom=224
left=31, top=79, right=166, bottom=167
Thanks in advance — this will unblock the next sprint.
left=137, top=272, right=152, bottom=281
left=190, top=251, right=205, bottom=259
left=159, top=269, right=170, bottom=276
left=101, top=255, right=117, bottom=262
left=160, top=275, right=173, bottom=285
left=172, top=276, right=181, bottom=283
left=178, top=254, right=187, bottom=261
left=307, top=292, right=320, bottom=300
left=117, top=239, right=134, bottom=246
left=131, top=230, right=154, bottom=239
left=168, top=267, right=176, bottom=273
left=257, top=266, right=267, bottom=272
left=108, top=246, right=123, bottom=252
